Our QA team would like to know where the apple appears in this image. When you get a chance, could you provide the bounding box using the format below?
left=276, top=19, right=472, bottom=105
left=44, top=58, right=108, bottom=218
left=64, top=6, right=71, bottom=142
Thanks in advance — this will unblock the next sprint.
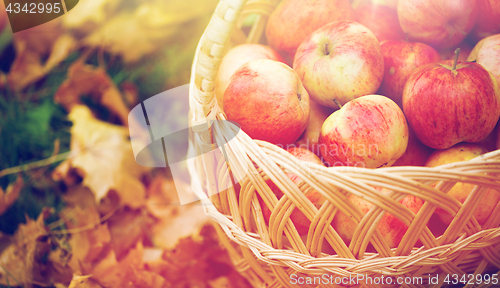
left=331, top=186, right=424, bottom=248
left=476, top=121, right=499, bottom=152
left=224, top=59, right=309, bottom=146
left=397, top=0, right=478, bottom=49
left=294, top=99, right=336, bottom=156
left=469, top=0, right=500, bottom=42
left=259, top=147, right=326, bottom=236
left=351, top=0, right=398, bottom=9
left=354, top=3, right=405, bottom=43
left=392, top=126, right=435, bottom=167
left=425, top=143, right=500, bottom=225
left=402, top=49, right=500, bottom=149
left=378, top=40, right=441, bottom=107
left=293, top=21, right=384, bottom=109
left=467, top=34, right=500, bottom=85
left=438, top=41, right=473, bottom=62
left=318, top=95, right=408, bottom=168
left=265, top=0, right=354, bottom=64
left=215, top=44, right=284, bottom=111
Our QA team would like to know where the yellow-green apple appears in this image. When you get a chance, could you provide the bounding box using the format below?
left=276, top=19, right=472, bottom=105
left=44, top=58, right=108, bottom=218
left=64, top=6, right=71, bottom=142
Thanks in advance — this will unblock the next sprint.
left=378, top=40, right=441, bottom=106
left=318, top=95, right=408, bottom=168
left=224, top=59, right=310, bottom=146
left=294, top=99, right=336, bottom=156
left=438, top=41, right=473, bottom=62
left=266, top=0, right=354, bottom=64
left=215, top=44, right=284, bottom=111
left=425, top=143, right=500, bottom=224
left=331, top=186, right=424, bottom=248
left=259, top=147, right=326, bottom=236
left=354, top=3, right=405, bottom=43
left=402, top=50, right=500, bottom=149
left=470, top=0, right=500, bottom=42
left=467, top=34, right=500, bottom=85
left=393, top=127, right=435, bottom=166
left=397, top=0, right=478, bottom=49
left=293, top=21, right=384, bottom=109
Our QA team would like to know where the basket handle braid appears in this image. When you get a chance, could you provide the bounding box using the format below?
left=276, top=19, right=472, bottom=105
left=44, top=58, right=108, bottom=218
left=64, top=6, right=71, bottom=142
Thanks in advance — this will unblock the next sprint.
left=189, top=0, right=247, bottom=135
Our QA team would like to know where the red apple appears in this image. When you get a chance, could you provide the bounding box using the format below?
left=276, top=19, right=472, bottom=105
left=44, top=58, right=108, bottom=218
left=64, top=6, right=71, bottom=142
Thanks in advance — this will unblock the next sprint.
left=397, top=0, right=478, bottom=49
left=332, top=186, right=424, bottom=248
left=259, top=147, right=326, bottom=236
left=378, top=40, right=441, bottom=106
left=392, top=126, right=435, bottom=166
left=294, top=99, right=336, bottom=156
left=224, top=59, right=309, bottom=146
left=467, top=34, right=500, bottom=86
left=265, top=0, right=354, bottom=64
left=426, top=143, right=500, bottom=225
left=470, top=0, right=500, bottom=42
left=293, top=21, right=384, bottom=108
left=402, top=50, right=500, bottom=149
left=354, top=3, right=405, bottom=43
left=318, top=95, right=408, bottom=168
left=215, top=44, right=284, bottom=110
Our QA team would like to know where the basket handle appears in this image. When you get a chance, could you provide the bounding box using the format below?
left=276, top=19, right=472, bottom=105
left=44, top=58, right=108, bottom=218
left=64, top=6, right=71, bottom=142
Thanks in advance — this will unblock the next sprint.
left=189, top=0, right=247, bottom=131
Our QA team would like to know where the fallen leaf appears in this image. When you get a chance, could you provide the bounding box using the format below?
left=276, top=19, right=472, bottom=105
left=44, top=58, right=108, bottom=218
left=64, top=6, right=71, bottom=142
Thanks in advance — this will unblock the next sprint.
left=7, top=21, right=77, bottom=91
left=53, top=105, right=150, bottom=208
left=0, top=208, right=73, bottom=287
left=54, top=60, right=130, bottom=126
left=0, top=175, right=23, bottom=215
left=62, top=0, right=122, bottom=32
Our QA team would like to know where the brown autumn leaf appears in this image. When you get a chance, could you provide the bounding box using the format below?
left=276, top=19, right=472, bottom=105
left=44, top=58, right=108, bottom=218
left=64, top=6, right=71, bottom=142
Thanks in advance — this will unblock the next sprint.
left=54, top=60, right=130, bottom=126
left=0, top=175, right=23, bottom=215
left=53, top=105, right=150, bottom=208
left=58, top=186, right=111, bottom=274
left=7, top=20, right=77, bottom=91
left=0, top=208, right=73, bottom=287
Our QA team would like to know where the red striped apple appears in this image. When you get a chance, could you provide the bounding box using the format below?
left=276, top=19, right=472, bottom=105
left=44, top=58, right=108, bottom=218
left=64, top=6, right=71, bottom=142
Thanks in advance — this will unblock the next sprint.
left=378, top=40, right=441, bottom=107
left=426, top=143, right=500, bottom=225
left=397, top=0, right=478, bottom=49
left=293, top=21, right=384, bottom=109
left=318, top=95, right=408, bottom=168
left=215, top=44, right=284, bottom=110
left=265, top=0, right=354, bottom=64
left=392, top=127, right=434, bottom=167
left=224, top=59, right=309, bottom=146
left=402, top=50, right=500, bottom=149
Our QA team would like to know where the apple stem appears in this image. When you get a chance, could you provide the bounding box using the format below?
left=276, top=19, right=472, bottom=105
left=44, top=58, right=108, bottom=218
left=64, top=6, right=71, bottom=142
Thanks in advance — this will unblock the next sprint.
left=332, top=99, right=342, bottom=109
left=452, top=48, right=461, bottom=71
left=324, top=43, right=329, bottom=55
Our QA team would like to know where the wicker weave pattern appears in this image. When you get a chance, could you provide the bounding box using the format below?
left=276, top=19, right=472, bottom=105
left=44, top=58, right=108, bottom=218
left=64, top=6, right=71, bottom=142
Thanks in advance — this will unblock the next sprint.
left=187, top=0, right=500, bottom=287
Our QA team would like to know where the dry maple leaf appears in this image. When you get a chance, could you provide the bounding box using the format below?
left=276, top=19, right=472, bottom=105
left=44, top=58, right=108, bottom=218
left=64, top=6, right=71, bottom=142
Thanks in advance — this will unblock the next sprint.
left=65, top=274, right=102, bottom=288
left=54, top=60, right=130, bottom=126
left=53, top=105, right=150, bottom=208
left=0, top=208, right=73, bottom=287
left=0, top=175, right=23, bottom=215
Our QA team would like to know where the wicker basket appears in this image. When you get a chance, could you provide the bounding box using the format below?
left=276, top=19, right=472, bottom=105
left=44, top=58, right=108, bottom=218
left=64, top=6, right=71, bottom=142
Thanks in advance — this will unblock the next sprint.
left=187, top=0, right=500, bottom=287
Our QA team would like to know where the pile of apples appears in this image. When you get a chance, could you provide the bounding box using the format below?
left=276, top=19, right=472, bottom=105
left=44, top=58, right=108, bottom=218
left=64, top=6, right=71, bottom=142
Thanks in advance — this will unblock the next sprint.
left=215, top=0, right=500, bottom=248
